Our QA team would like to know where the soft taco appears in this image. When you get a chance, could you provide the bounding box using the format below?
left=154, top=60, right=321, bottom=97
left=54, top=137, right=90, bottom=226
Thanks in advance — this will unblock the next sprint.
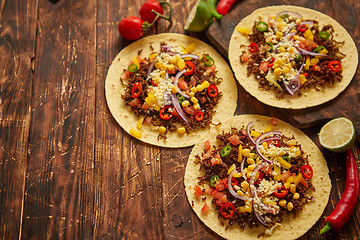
left=105, top=33, right=237, bottom=148
left=228, top=5, right=358, bottom=109
left=184, top=115, right=331, bottom=239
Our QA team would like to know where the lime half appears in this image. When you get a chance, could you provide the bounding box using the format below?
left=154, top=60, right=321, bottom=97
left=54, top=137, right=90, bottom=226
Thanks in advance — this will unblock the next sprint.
left=319, top=117, right=356, bottom=153
left=184, top=0, right=213, bottom=32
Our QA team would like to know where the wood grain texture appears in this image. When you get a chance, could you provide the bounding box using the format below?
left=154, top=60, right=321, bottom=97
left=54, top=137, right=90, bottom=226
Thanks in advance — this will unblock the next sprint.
left=21, top=0, right=96, bottom=238
left=207, top=0, right=360, bottom=133
left=0, top=0, right=37, bottom=239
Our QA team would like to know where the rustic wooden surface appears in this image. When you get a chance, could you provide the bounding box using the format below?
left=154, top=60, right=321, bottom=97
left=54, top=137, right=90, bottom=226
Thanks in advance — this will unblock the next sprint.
left=0, top=0, right=359, bottom=239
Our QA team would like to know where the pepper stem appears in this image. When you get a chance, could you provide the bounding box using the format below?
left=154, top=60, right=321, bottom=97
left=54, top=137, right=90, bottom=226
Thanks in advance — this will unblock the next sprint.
left=320, top=222, right=333, bottom=234
left=142, top=1, right=172, bottom=32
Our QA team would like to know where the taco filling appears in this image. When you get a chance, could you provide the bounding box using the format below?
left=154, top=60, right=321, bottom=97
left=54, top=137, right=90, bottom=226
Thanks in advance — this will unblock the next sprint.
left=192, top=120, right=316, bottom=234
left=121, top=43, right=222, bottom=139
left=238, top=11, right=344, bottom=98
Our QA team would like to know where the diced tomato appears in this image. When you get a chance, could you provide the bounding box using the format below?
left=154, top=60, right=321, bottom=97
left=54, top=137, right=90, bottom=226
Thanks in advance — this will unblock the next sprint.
left=259, top=61, right=268, bottom=73
left=205, top=187, right=213, bottom=195
left=121, top=70, right=131, bottom=80
left=129, top=98, right=141, bottom=107
left=178, top=77, right=189, bottom=90
left=194, top=185, right=203, bottom=197
left=143, top=117, right=151, bottom=125
left=266, top=139, right=280, bottom=147
left=203, top=150, right=212, bottom=159
left=201, top=203, right=210, bottom=213
left=183, top=107, right=196, bottom=115
left=219, top=195, right=227, bottom=205
left=228, top=134, right=241, bottom=145
left=215, top=181, right=225, bottom=191
left=204, top=140, right=211, bottom=151
left=141, top=103, right=149, bottom=110
left=206, top=65, right=216, bottom=74
left=210, top=157, right=222, bottom=166
left=300, top=178, right=309, bottom=188
left=299, top=39, right=318, bottom=51
left=240, top=52, right=250, bottom=63
left=280, top=171, right=292, bottom=181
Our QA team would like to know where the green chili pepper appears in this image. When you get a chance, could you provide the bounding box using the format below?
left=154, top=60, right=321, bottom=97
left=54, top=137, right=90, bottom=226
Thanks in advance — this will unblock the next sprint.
left=220, top=145, right=232, bottom=157
left=210, top=175, right=220, bottom=188
left=319, top=31, right=330, bottom=40
left=265, top=42, right=273, bottom=51
left=206, top=0, right=222, bottom=20
left=256, top=21, right=268, bottom=32
left=280, top=14, right=289, bottom=19
left=202, top=55, right=214, bottom=67
left=314, top=46, right=326, bottom=53
left=294, top=54, right=302, bottom=62
left=128, top=63, right=138, bottom=73
left=177, top=95, right=186, bottom=105
left=282, top=156, right=291, bottom=163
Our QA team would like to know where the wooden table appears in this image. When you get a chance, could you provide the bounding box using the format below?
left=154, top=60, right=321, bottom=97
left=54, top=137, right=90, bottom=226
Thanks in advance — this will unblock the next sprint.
left=0, top=0, right=359, bottom=239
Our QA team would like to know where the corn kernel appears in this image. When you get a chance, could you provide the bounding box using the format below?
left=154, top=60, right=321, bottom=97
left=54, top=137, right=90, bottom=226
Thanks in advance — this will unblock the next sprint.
left=288, top=47, right=295, bottom=54
left=193, top=103, right=200, bottom=110
left=246, top=158, right=254, bottom=164
left=233, top=171, right=242, bottom=178
left=167, top=64, right=175, bottom=71
left=136, top=117, right=144, bottom=129
left=290, top=184, right=297, bottom=194
left=201, top=80, right=210, bottom=88
left=278, top=199, right=287, bottom=207
left=177, top=58, right=186, bottom=70
left=265, top=36, right=272, bottom=42
left=182, top=100, right=190, bottom=107
left=159, top=126, right=167, bottom=134
left=293, top=35, right=301, bottom=41
left=274, top=59, right=283, bottom=66
left=249, top=153, right=255, bottom=159
left=248, top=164, right=256, bottom=171
left=246, top=172, right=252, bottom=179
left=185, top=42, right=196, bottom=53
left=190, top=97, right=198, bottom=104
left=241, top=149, right=250, bottom=158
left=279, top=46, right=286, bottom=52
left=130, top=128, right=142, bottom=139
left=273, top=63, right=280, bottom=69
left=177, top=127, right=186, bottom=134
left=190, top=87, right=197, bottom=93
left=295, top=18, right=301, bottom=24
left=171, top=86, right=179, bottom=94
left=293, top=193, right=300, bottom=200
left=169, top=56, right=177, bottom=64
left=196, top=84, right=204, bottom=92
left=189, top=92, right=195, bottom=97
left=237, top=190, right=245, bottom=196
left=276, top=31, right=283, bottom=39
left=282, top=67, right=290, bottom=74
left=274, top=68, right=282, bottom=76
left=262, top=141, right=268, bottom=150
left=287, top=202, right=294, bottom=211
left=284, top=63, right=292, bottom=69
left=241, top=181, right=249, bottom=189
left=236, top=26, right=251, bottom=35
left=238, top=145, right=243, bottom=162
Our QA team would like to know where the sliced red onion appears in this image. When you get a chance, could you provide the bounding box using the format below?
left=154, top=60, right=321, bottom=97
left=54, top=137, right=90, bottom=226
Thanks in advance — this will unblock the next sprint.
left=160, top=46, right=173, bottom=51
left=240, top=157, right=247, bottom=181
left=228, top=169, right=249, bottom=201
left=255, top=131, right=282, bottom=164
left=171, top=93, right=188, bottom=124
left=283, top=58, right=305, bottom=95
left=180, top=53, right=200, bottom=60
left=254, top=204, right=270, bottom=227
left=297, top=47, right=327, bottom=57
left=246, top=122, right=256, bottom=146
left=146, top=60, right=156, bottom=79
left=173, top=69, right=190, bottom=98
left=163, top=90, right=172, bottom=106
left=275, top=11, right=302, bottom=22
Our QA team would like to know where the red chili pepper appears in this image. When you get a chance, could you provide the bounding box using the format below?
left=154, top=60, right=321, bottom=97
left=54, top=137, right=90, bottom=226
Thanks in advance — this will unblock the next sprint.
left=184, top=61, right=195, bottom=76
left=131, top=82, right=142, bottom=98
left=159, top=106, right=173, bottom=120
left=312, top=64, right=321, bottom=72
left=320, top=149, right=360, bottom=234
left=301, top=164, right=313, bottom=179
left=297, top=24, right=308, bottom=32
left=194, top=111, right=204, bottom=121
left=267, top=57, right=275, bottom=68
left=216, top=0, right=238, bottom=16
left=207, top=85, right=219, bottom=97
left=273, top=185, right=289, bottom=198
left=301, top=73, right=308, bottom=78
left=328, top=60, right=342, bottom=72
left=224, top=177, right=239, bottom=190
left=248, top=42, right=258, bottom=53
left=219, top=202, right=235, bottom=218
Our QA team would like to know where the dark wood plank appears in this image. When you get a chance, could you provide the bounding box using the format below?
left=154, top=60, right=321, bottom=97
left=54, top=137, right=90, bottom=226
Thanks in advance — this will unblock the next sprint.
left=0, top=0, right=37, bottom=238
left=94, top=1, right=164, bottom=239
left=21, top=0, right=96, bottom=238
left=206, top=0, right=360, bottom=132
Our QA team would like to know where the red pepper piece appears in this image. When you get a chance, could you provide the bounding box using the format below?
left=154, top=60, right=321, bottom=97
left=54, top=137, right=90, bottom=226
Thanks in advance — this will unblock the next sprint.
left=131, top=82, right=142, bottom=98
left=267, top=57, right=275, bottom=68
left=273, top=185, right=289, bottom=198
left=159, top=106, right=173, bottom=120
left=219, top=202, right=235, bottom=218
left=194, top=111, right=204, bottom=121
left=297, top=24, right=307, bottom=32
left=207, top=84, right=219, bottom=97
left=301, top=164, right=313, bottom=179
left=248, top=42, right=258, bottom=53
left=184, top=61, right=195, bottom=76
left=320, top=149, right=360, bottom=234
left=328, top=60, right=342, bottom=72
left=216, top=0, right=238, bottom=16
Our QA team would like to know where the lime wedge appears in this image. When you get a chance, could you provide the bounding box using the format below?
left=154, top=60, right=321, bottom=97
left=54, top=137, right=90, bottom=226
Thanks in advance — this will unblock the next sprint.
left=319, top=117, right=356, bottom=153
left=184, top=0, right=213, bottom=32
